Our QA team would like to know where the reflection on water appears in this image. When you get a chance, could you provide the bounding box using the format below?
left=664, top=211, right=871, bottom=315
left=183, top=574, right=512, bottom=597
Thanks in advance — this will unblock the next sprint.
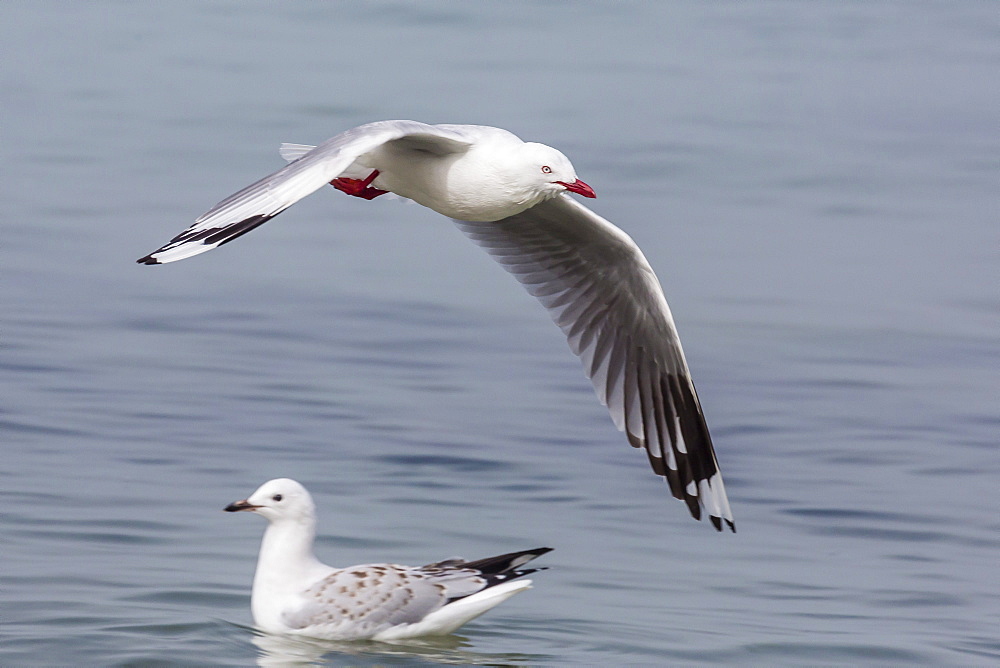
left=251, top=628, right=542, bottom=667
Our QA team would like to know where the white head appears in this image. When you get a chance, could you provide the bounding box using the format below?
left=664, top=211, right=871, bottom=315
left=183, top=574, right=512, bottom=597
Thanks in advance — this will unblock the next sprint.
left=517, top=142, right=597, bottom=200
left=224, top=478, right=316, bottom=524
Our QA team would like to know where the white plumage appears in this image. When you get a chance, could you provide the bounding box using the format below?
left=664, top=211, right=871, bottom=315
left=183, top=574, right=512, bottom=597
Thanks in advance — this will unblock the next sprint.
left=143, top=120, right=734, bottom=531
left=225, top=478, right=550, bottom=640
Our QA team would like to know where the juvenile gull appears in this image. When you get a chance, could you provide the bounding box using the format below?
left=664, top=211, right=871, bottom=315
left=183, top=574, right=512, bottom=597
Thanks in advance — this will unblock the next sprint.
left=225, top=478, right=551, bottom=640
left=142, top=120, right=734, bottom=532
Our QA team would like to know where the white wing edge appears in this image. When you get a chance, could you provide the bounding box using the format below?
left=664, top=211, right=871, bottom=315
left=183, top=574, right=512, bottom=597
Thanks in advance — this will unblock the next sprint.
left=279, top=143, right=316, bottom=162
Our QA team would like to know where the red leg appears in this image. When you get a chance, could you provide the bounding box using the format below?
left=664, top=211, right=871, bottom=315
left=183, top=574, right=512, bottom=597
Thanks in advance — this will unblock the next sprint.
left=331, top=170, right=389, bottom=200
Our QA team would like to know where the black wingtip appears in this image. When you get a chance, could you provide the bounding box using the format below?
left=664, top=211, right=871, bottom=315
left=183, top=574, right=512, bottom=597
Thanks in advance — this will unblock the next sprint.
left=205, top=213, right=273, bottom=247
left=136, top=213, right=276, bottom=266
left=458, top=546, right=553, bottom=574
left=710, top=516, right=737, bottom=533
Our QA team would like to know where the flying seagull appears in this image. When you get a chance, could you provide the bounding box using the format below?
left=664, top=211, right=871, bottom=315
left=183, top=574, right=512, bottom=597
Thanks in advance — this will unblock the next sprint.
left=225, top=478, right=551, bottom=639
left=140, top=120, right=735, bottom=532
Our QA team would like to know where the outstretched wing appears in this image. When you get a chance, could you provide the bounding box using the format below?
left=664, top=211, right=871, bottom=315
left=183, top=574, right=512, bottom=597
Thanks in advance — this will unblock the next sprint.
left=137, top=120, right=472, bottom=265
left=454, top=196, right=734, bottom=531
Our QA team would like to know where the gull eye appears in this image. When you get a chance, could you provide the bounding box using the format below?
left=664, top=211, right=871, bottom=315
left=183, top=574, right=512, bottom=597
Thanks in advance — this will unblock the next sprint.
left=272, top=494, right=283, bottom=502
left=541, top=165, right=552, bottom=174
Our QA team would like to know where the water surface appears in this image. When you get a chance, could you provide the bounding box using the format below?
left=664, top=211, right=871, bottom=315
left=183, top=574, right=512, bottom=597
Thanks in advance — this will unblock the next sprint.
left=3, top=2, right=998, bottom=665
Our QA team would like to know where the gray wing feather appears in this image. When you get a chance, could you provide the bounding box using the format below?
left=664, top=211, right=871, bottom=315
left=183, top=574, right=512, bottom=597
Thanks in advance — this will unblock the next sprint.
left=138, top=121, right=471, bottom=264
left=285, top=563, right=487, bottom=633
left=453, top=195, right=734, bottom=531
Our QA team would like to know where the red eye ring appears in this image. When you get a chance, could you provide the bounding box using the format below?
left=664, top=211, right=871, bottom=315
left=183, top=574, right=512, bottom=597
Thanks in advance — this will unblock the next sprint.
left=541, top=166, right=552, bottom=174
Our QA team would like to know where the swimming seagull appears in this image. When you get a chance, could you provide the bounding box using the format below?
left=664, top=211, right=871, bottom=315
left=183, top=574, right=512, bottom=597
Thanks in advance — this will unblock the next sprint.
left=141, top=120, right=734, bottom=532
left=224, top=478, right=551, bottom=640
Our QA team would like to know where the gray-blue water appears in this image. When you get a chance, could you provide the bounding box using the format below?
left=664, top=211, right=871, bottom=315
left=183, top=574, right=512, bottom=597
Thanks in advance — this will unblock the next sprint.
left=3, top=2, right=998, bottom=665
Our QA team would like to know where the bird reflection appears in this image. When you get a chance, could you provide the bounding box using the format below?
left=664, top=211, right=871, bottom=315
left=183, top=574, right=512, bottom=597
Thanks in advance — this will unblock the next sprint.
left=250, top=627, right=541, bottom=667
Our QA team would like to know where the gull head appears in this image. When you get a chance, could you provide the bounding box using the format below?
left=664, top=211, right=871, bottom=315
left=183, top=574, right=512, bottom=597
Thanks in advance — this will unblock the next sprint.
left=519, top=142, right=596, bottom=200
left=224, top=478, right=316, bottom=524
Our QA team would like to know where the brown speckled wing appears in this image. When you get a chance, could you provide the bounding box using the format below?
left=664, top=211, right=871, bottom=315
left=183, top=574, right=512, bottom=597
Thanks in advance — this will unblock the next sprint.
left=283, top=563, right=485, bottom=632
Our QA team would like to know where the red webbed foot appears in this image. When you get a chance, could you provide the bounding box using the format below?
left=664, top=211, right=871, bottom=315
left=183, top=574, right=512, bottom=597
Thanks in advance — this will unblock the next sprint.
left=331, top=170, right=389, bottom=200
